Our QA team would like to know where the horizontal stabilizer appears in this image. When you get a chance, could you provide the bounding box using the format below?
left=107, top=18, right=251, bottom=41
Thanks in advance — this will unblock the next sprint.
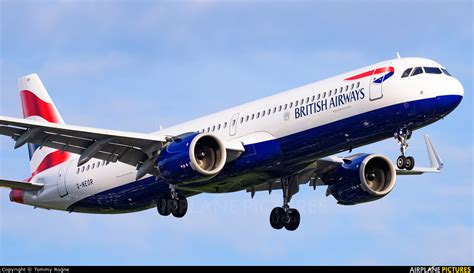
left=0, top=179, right=44, bottom=190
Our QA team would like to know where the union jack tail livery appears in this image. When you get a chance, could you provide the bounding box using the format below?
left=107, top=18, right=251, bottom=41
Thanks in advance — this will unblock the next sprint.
left=18, top=74, right=71, bottom=175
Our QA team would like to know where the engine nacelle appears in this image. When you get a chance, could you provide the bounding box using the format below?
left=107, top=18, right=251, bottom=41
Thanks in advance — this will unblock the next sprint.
left=324, top=154, right=396, bottom=205
left=157, top=132, right=227, bottom=184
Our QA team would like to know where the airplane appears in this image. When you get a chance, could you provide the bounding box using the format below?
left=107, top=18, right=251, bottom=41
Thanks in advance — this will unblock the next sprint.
left=0, top=56, right=463, bottom=231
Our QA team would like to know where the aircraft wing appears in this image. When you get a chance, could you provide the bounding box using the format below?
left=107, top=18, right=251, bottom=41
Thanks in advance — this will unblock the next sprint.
left=0, top=116, right=245, bottom=174
left=309, top=134, right=443, bottom=177
left=0, top=115, right=168, bottom=167
left=246, top=134, right=443, bottom=195
left=0, top=178, right=44, bottom=190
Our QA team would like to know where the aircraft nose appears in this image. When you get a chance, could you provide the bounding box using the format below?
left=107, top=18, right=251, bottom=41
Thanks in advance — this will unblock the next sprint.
left=452, top=77, right=464, bottom=97
left=435, top=77, right=463, bottom=115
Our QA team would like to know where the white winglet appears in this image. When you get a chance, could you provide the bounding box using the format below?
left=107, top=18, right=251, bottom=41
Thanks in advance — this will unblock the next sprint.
left=425, top=134, right=443, bottom=170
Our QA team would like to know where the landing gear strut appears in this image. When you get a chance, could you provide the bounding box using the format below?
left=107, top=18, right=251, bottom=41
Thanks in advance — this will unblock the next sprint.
left=394, top=128, right=415, bottom=170
left=157, top=184, right=188, bottom=218
left=269, top=177, right=301, bottom=231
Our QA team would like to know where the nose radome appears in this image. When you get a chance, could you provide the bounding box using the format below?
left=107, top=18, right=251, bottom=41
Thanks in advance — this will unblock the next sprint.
left=452, top=77, right=464, bottom=97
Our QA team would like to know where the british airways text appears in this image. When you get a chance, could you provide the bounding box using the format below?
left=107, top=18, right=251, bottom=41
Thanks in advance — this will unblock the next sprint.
left=295, top=88, right=365, bottom=119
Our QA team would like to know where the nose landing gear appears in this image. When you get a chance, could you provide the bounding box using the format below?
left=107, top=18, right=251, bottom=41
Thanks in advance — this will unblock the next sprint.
left=394, top=128, right=415, bottom=170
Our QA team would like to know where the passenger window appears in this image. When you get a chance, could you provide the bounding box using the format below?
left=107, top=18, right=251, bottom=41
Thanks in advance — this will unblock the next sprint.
left=273, top=107, right=277, bottom=113
left=232, top=120, right=236, bottom=126
left=92, top=163, right=95, bottom=169
left=246, top=115, right=249, bottom=122
left=424, top=67, right=442, bottom=74
left=441, top=68, right=451, bottom=76
left=306, top=97, right=309, bottom=103
left=295, top=100, right=299, bottom=107
left=284, top=104, right=288, bottom=110
left=251, top=114, right=255, bottom=120
left=77, top=168, right=80, bottom=174
left=411, top=67, right=423, bottom=76
left=102, top=161, right=105, bottom=166
left=97, top=161, right=100, bottom=167
left=340, top=87, right=343, bottom=93
left=290, top=102, right=293, bottom=108
left=317, top=94, right=320, bottom=100
left=218, top=124, right=221, bottom=130
left=311, top=95, right=315, bottom=102
left=401, top=68, right=412, bottom=78
left=356, top=82, right=360, bottom=88
left=257, top=112, right=260, bottom=118
left=351, top=83, right=354, bottom=90
left=278, top=105, right=282, bottom=112
left=207, top=127, right=211, bottom=132
left=300, top=99, right=304, bottom=105
left=86, top=165, right=90, bottom=171
left=345, top=85, right=348, bottom=91
left=240, top=117, right=243, bottom=124
left=329, top=90, right=332, bottom=96
left=323, top=92, right=326, bottom=98
left=224, top=122, right=227, bottom=128
left=262, top=111, right=265, bottom=117
left=82, top=166, right=85, bottom=172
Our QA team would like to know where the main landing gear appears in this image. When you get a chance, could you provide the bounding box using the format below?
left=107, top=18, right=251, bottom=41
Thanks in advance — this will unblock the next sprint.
left=157, top=185, right=188, bottom=218
left=394, top=128, right=415, bottom=170
left=270, top=177, right=301, bottom=231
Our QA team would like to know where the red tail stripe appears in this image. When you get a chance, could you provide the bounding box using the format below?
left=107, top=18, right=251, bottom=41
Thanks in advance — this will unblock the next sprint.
left=27, top=150, right=71, bottom=181
left=20, top=90, right=61, bottom=123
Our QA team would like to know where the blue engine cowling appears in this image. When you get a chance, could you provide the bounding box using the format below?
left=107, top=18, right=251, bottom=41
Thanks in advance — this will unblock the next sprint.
left=324, top=154, right=396, bottom=205
left=157, top=132, right=227, bottom=184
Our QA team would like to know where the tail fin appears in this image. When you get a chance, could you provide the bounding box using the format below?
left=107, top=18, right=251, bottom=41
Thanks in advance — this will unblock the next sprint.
left=18, top=74, right=71, bottom=175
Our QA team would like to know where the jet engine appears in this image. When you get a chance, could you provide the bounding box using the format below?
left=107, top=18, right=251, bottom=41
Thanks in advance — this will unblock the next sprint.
left=324, top=154, right=396, bottom=205
left=157, top=132, right=227, bottom=184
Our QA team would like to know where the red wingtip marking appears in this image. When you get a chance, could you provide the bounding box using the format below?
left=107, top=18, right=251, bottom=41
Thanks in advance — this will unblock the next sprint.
left=20, top=90, right=61, bottom=123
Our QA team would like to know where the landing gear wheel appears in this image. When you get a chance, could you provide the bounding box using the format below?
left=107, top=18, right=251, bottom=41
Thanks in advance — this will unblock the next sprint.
left=171, top=195, right=188, bottom=218
left=284, top=208, right=300, bottom=231
left=405, top=156, right=415, bottom=170
left=396, top=155, right=406, bottom=170
left=270, top=207, right=286, bottom=230
left=157, top=193, right=171, bottom=216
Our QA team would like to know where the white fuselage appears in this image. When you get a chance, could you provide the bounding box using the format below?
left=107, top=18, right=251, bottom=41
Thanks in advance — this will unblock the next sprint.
left=20, top=57, right=464, bottom=212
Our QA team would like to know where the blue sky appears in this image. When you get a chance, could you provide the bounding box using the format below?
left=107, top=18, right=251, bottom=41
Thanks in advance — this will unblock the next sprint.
left=0, top=0, right=472, bottom=265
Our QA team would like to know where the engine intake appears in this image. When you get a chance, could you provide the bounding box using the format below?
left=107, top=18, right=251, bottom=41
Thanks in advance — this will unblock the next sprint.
left=190, top=133, right=226, bottom=176
left=157, top=132, right=226, bottom=184
left=325, top=154, right=396, bottom=205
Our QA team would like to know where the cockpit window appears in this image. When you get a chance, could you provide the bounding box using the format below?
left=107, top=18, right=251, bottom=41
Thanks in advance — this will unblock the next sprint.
left=411, top=67, right=423, bottom=76
left=401, top=68, right=413, bottom=78
left=441, top=68, right=452, bottom=76
left=424, top=67, right=442, bottom=74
